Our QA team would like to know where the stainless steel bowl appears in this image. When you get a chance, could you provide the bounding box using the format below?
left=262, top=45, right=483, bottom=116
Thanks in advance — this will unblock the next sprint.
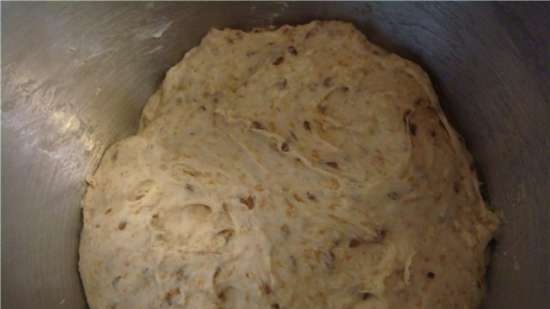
left=2, top=2, right=549, bottom=308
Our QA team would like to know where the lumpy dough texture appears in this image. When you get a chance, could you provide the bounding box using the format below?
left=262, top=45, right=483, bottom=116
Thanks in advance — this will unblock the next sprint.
left=79, top=21, right=499, bottom=309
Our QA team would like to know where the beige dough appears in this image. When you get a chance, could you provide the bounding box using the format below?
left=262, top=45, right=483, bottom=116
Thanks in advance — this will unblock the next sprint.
left=79, top=21, right=498, bottom=309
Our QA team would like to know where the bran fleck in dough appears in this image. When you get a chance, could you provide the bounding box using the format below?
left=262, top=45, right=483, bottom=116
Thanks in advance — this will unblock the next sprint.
left=79, top=21, right=499, bottom=309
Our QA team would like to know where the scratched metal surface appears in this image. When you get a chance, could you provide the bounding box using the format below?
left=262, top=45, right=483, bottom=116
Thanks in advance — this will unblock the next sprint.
left=2, top=2, right=549, bottom=309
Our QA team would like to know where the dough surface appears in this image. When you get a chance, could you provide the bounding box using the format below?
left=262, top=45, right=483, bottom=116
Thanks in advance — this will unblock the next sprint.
left=79, top=21, right=498, bottom=309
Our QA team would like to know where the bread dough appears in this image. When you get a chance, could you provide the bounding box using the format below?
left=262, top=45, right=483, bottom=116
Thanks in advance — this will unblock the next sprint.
left=79, top=21, right=498, bottom=309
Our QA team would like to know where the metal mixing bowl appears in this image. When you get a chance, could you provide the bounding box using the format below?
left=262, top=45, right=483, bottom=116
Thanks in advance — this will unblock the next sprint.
left=2, top=2, right=548, bottom=308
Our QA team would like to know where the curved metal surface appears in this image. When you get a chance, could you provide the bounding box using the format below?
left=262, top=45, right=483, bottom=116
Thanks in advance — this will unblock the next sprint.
left=2, top=2, right=549, bottom=309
